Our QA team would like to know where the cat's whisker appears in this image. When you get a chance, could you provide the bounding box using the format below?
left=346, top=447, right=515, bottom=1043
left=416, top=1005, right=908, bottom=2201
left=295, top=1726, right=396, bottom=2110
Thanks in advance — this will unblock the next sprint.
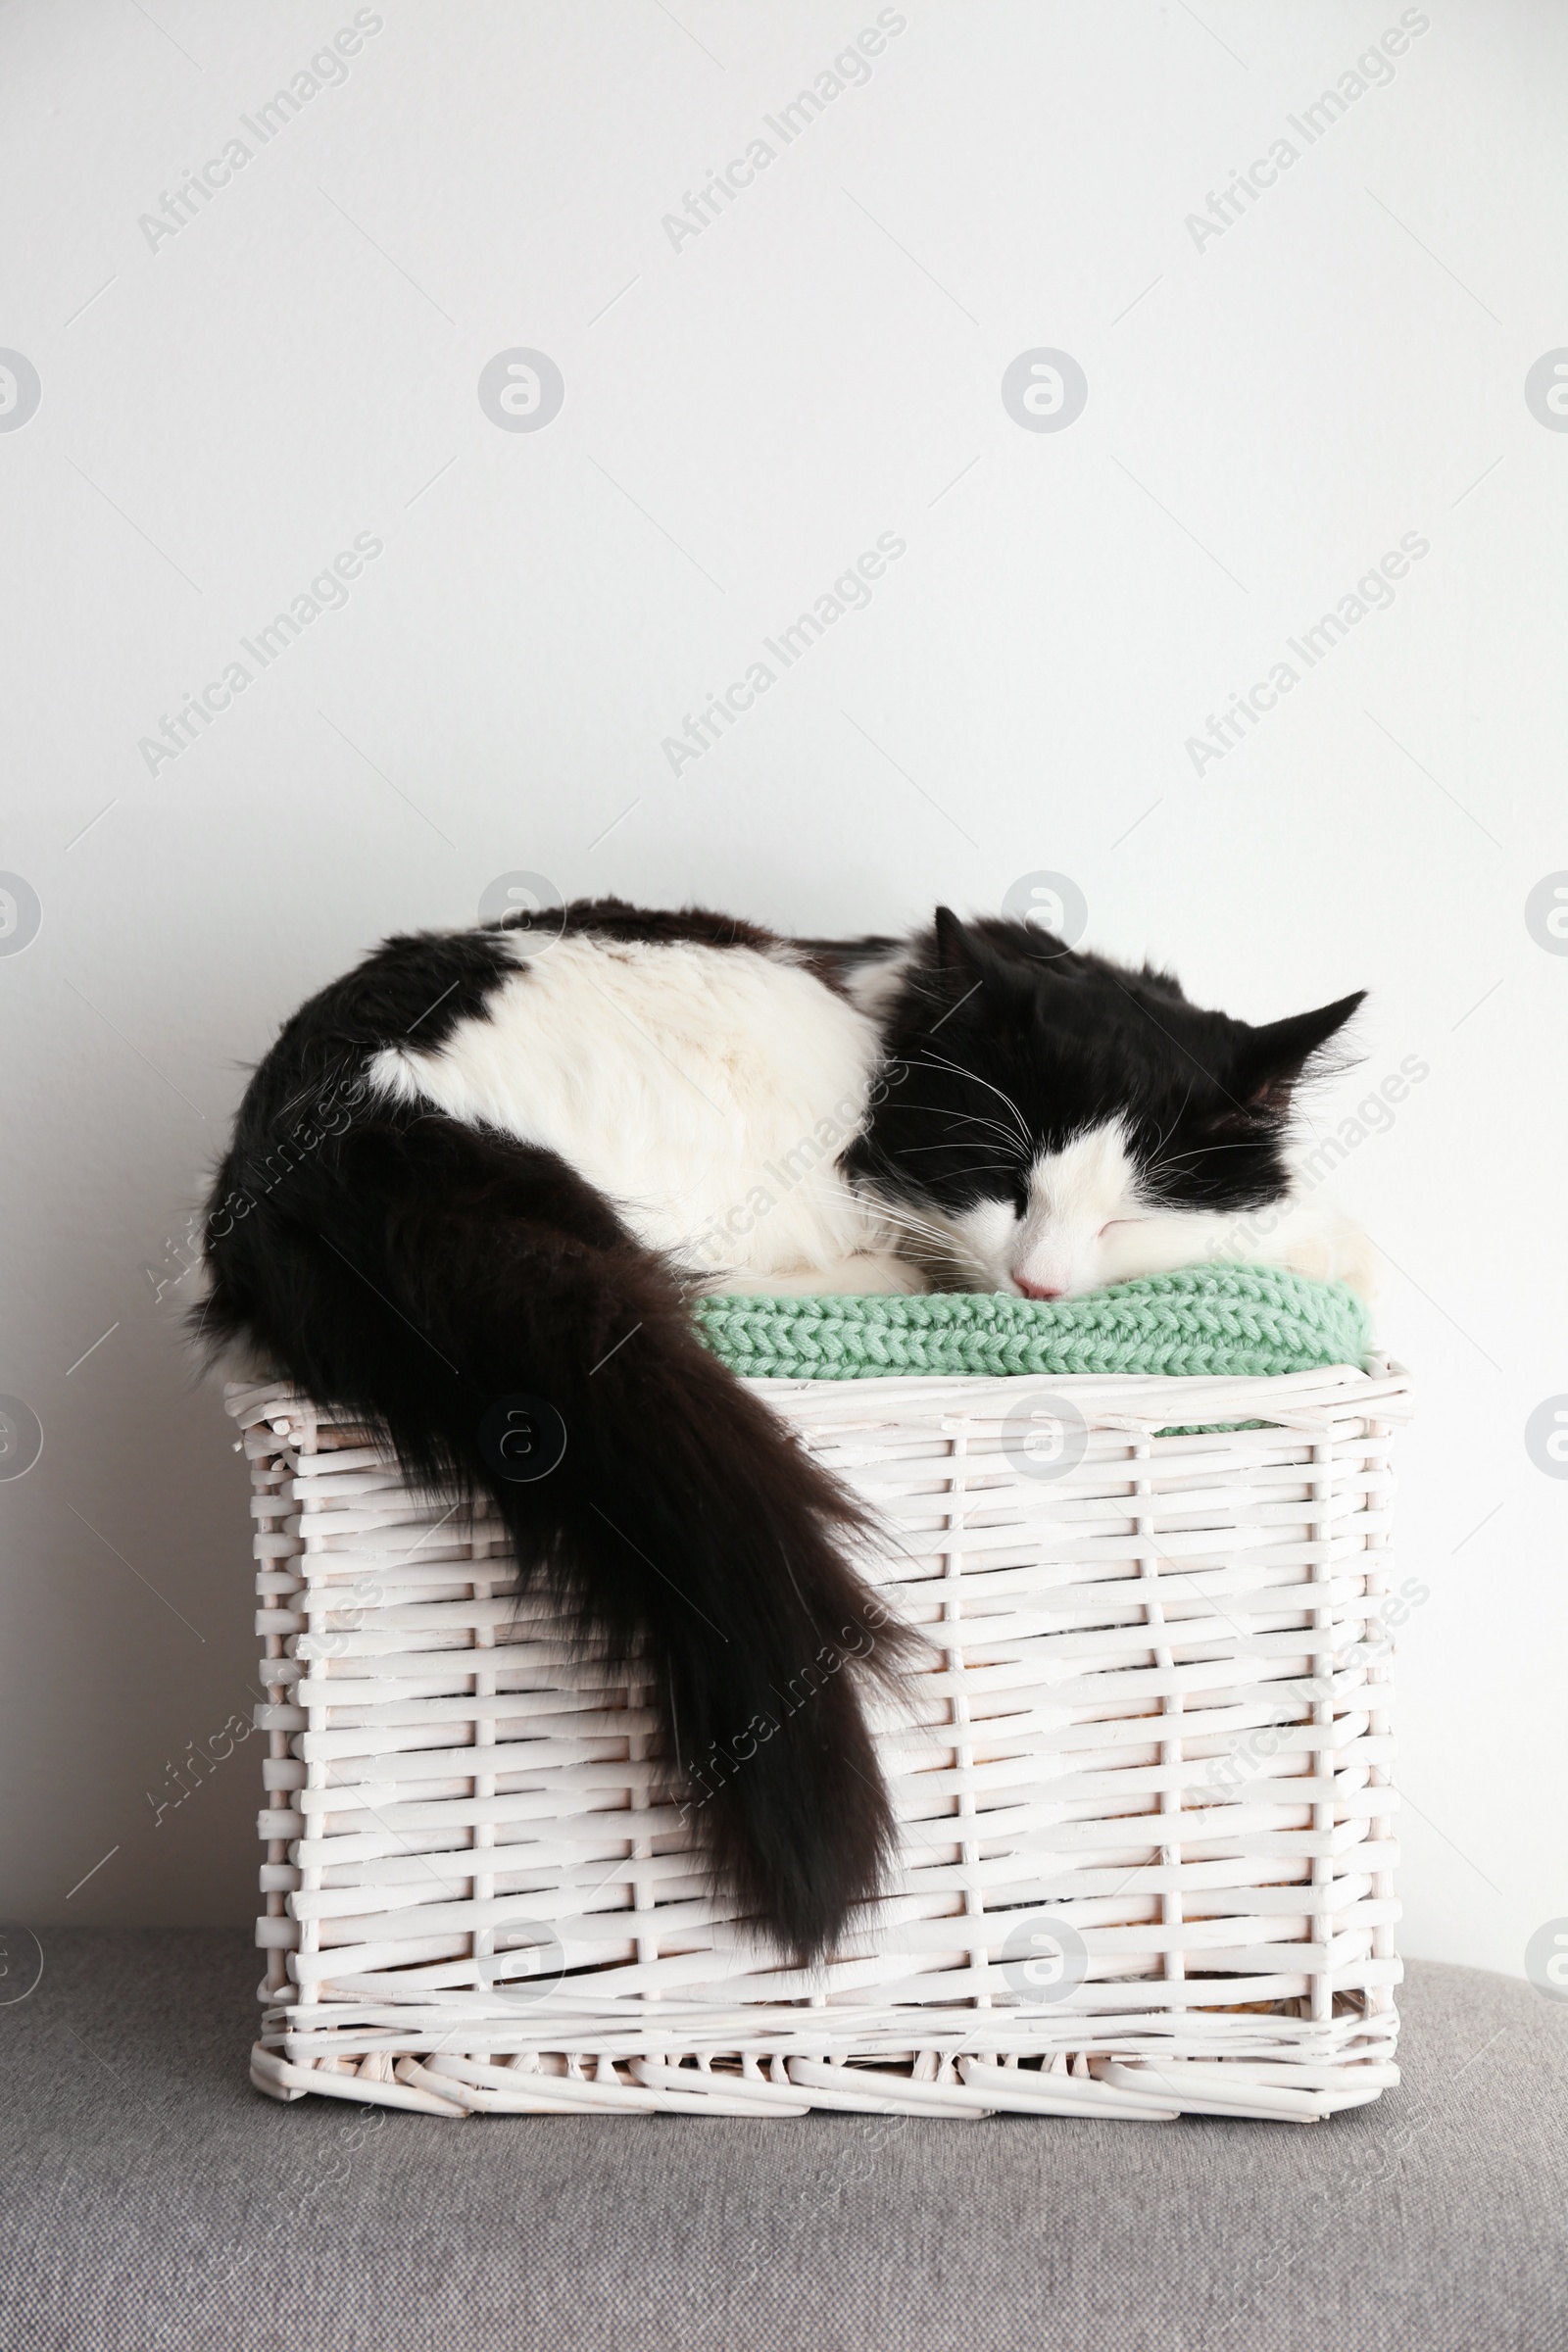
left=912, top=1051, right=1032, bottom=1149
left=856, top=1199, right=974, bottom=1261
left=881, top=1100, right=1027, bottom=1150
left=1142, top=1079, right=1196, bottom=1171
left=874, top=1214, right=972, bottom=1253
left=1147, top=1138, right=1276, bottom=1171
left=857, top=1198, right=957, bottom=1244
left=725, top=1166, right=969, bottom=1271
left=893, top=1130, right=1024, bottom=1156
left=887, top=1223, right=998, bottom=1286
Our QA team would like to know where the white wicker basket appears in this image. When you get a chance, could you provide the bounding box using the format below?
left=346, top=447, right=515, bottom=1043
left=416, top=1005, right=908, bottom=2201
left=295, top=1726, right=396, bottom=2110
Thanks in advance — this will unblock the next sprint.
left=232, top=1355, right=1410, bottom=2123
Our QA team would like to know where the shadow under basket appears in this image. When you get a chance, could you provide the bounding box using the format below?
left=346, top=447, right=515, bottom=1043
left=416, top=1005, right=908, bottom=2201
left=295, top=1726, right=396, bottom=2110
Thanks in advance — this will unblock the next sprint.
left=233, top=1353, right=1411, bottom=2123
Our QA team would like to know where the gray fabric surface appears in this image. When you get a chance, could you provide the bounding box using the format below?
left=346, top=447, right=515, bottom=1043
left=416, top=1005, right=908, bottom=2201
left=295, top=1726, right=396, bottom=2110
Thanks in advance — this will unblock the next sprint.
left=1, top=1933, right=1563, bottom=2351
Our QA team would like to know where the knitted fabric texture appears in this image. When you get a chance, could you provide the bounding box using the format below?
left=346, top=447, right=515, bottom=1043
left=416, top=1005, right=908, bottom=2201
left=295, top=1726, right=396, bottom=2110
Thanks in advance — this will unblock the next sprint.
left=694, top=1263, right=1370, bottom=1382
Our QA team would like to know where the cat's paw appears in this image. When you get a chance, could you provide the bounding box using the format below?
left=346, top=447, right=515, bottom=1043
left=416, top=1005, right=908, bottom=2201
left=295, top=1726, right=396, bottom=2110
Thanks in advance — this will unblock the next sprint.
left=700, top=1255, right=927, bottom=1298
left=1280, top=1200, right=1380, bottom=1303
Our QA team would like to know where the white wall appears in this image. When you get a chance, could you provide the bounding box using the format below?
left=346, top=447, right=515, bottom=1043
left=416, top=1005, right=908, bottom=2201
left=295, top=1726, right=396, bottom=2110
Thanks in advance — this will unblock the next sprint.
left=2, top=0, right=1563, bottom=1978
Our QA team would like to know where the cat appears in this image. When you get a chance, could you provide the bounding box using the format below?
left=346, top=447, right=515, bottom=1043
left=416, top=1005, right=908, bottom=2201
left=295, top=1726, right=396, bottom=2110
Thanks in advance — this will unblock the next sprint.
left=198, top=898, right=1368, bottom=1961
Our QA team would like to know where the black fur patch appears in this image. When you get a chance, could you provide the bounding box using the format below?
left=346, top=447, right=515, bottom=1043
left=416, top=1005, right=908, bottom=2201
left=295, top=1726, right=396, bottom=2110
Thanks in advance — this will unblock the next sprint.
left=790, top=931, right=905, bottom=998
left=199, top=912, right=908, bottom=1962
left=499, top=896, right=785, bottom=956
left=847, top=907, right=1362, bottom=1223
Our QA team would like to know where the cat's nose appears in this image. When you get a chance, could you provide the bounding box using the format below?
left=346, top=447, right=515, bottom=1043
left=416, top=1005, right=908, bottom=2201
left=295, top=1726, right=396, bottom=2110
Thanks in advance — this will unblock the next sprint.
left=1015, top=1276, right=1063, bottom=1300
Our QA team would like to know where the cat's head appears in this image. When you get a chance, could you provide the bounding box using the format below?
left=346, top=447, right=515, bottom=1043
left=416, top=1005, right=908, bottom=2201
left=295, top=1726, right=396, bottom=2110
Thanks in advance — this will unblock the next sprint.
left=852, top=908, right=1364, bottom=1298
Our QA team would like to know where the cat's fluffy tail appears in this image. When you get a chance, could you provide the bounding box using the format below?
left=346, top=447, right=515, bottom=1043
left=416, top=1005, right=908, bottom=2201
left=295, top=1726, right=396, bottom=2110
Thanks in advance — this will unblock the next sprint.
left=198, top=1102, right=908, bottom=1961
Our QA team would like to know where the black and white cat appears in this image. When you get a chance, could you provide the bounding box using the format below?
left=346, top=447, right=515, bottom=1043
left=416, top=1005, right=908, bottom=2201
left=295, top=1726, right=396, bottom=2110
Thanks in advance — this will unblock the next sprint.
left=201, top=900, right=1368, bottom=1959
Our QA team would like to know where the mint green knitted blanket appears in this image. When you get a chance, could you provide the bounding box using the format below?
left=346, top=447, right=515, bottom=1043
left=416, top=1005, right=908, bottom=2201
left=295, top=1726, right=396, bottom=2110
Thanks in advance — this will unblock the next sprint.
left=694, top=1264, right=1369, bottom=1383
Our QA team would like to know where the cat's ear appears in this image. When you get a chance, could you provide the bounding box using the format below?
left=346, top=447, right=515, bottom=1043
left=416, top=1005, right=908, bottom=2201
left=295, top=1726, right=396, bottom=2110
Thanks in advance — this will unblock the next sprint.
left=931, top=906, right=994, bottom=994
left=1228, top=990, right=1366, bottom=1119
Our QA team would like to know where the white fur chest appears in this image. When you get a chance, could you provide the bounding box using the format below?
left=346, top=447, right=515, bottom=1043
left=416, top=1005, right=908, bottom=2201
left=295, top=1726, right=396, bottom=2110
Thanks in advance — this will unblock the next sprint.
left=368, top=932, right=892, bottom=1282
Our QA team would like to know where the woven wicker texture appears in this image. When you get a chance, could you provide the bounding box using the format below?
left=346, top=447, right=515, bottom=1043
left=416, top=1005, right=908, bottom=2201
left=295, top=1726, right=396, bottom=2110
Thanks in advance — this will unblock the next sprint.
left=233, top=1347, right=1408, bottom=2124
left=694, top=1264, right=1371, bottom=1383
